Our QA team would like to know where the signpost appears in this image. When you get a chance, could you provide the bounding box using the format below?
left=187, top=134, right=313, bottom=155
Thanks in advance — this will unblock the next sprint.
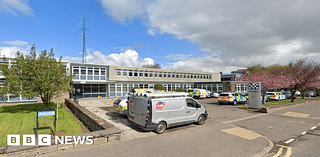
left=36, top=109, right=56, bottom=136
left=248, top=82, right=261, bottom=109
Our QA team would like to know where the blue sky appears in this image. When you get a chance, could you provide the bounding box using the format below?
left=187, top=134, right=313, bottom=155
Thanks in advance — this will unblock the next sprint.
left=1, top=0, right=320, bottom=73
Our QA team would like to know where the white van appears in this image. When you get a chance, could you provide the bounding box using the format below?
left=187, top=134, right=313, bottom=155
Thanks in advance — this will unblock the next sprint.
left=127, top=92, right=208, bottom=134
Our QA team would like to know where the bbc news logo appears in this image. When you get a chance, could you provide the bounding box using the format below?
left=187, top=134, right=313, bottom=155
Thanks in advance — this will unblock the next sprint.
left=7, top=134, right=93, bottom=146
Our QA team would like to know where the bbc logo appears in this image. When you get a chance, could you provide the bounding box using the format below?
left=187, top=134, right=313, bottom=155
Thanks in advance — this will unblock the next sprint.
left=7, top=134, right=93, bottom=146
left=7, top=134, right=51, bottom=146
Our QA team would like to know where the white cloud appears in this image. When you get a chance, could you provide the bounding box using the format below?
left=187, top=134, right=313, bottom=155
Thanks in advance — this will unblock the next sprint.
left=64, top=49, right=154, bottom=68
left=101, top=0, right=320, bottom=73
left=0, top=46, right=29, bottom=58
left=0, top=0, right=34, bottom=16
left=2, top=40, right=29, bottom=46
left=100, top=0, right=150, bottom=24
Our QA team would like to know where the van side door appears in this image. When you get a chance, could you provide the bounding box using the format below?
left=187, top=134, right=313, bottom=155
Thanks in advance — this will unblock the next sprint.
left=186, top=98, right=200, bottom=122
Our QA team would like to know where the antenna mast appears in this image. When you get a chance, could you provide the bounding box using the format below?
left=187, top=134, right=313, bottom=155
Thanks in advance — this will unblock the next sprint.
left=78, top=10, right=91, bottom=63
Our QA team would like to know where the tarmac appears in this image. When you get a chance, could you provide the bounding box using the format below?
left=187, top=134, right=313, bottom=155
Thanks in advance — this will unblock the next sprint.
left=77, top=97, right=274, bottom=157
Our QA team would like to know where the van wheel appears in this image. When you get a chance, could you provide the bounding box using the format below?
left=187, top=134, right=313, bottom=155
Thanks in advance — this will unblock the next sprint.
left=155, top=122, right=166, bottom=134
left=266, top=98, right=269, bottom=102
left=245, top=99, right=249, bottom=104
left=233, top=100, right=238, bottom=106
left=197, top=115, right=205, bottom=125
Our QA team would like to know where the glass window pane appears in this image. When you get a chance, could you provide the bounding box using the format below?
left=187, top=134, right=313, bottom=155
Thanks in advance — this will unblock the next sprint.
left=149, top=71, right=153, bottom=77
left=144, top=71, right=149, bottom=77
left=92, top=84, right=98, bottom=93
left=84, top=85, right=91, bottom=93
left=134, top=70, right=138, bottom=77
left=139, top=71, right=144, bottom=77
left=129, top=70, right=133, bottom=77
left=116, top=69, right=121, bottom=76
left=122, top=70, right=127, bottom=76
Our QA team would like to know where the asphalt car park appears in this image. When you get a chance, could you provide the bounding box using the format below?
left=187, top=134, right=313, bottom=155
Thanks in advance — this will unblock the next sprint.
left=78, top=96, right=257, bottom=140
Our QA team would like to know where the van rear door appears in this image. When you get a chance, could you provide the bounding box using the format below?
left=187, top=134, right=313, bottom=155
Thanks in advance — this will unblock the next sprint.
left=128, top=97, right=148, bottom=127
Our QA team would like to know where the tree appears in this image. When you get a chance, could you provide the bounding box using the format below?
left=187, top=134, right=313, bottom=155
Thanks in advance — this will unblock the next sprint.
left=286, top=58, right=320, bottom=100
left=0, top=45, right=73, bottom=109
left=154, top=84, right=165, bottom=90
left=142, top=63, right=161, bottom=69
left=242, top=68, right=288, bottom=104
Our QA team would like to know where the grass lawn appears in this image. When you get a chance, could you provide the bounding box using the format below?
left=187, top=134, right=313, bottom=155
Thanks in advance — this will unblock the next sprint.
left=0, top=103, right=84, bottom=146
left=262, top=98, right=312, bottom=107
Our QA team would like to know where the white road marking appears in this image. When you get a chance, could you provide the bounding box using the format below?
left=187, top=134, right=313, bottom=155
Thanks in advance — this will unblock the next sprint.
left=311, top=126, right=317, bottom=130
left=301, top=131, right=307, bottom=135
left=284, top=138, right=295, bottom=144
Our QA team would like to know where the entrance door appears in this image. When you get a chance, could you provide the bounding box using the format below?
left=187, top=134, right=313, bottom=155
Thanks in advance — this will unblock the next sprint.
left=74, top=84, right=83, bottom=98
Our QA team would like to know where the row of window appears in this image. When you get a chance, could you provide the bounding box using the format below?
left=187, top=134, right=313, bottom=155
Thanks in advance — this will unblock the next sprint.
left=72, top=66, right=106, bottom=81
left=116, top=69, right=212, bottom=80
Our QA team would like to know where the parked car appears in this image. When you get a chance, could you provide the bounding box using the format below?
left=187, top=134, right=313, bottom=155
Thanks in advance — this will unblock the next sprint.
left=282, top=91, right=292, bottom=99
left=265, top=92, right=286, bottom=101
left=295, top=90, right=301, bottom=96
left=206, top=90, right=213, bottom=98
left=218, top=92, right=248, bottom=105
left=305, top=91, right=317, bottom=97
left=212, top=92, right=220, bottom=98
left=127, top=92, right=207, bottom=134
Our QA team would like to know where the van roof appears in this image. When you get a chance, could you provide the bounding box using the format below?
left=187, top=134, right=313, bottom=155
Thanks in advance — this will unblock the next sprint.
left=133, top=92, right=188, bottom=98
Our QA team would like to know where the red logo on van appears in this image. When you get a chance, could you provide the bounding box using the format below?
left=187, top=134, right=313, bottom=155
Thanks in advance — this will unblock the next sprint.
left=156, top=101, right=165, bottom=110
left=130, top=101, right=134, bottom=107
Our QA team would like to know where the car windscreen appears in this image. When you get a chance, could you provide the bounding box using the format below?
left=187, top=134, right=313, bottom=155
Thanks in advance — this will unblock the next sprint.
left=220, top=94, right=229, bottom=96
left=266, top=93, right=274, bottom=95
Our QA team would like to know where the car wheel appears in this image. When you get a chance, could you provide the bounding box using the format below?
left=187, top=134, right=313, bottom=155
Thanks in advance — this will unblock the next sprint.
left=245, top=99, right=249, bottom=104
left=266, top=98, right=269, bottom=102
left=197, top=115, right=205, bottom=125
left=233, top=100, right=238, bottom=106
left=155, top=122, right=166, bottom=134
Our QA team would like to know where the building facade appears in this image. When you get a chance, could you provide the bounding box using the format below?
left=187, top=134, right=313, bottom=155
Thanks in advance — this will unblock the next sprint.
left=70, top=63, right=221, bottom=98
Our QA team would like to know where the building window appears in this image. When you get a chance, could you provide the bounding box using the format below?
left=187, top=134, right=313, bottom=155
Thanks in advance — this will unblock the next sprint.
left=139, top=70, right=143, bottom=77
left=172, top=73, right=175, bottom=78
left=154, top=71, right=158, bottom=78
left=209, top=74, right=212, bottom=79
left=191, top=73, right=193, bottom=79
left=187, top=73, right=190, bottom=79
left=122, top=70, right=127, bottom=77
left=134, top=70, right=138, bottom=77
left=116, top=69, right=121, bottom=77
left=101, top=68, right=106, bottom=80
left=175, top=73, right=179, bottom=78
left=94, top=68, right=99, bottom=80
left=129, top=70, right=133, bottom=77
left=168, top=72, right=171, bottom=78
left=159, top=72, right=163, bottom=78
left=180, top=73, right=183, bottom=79
left=163, top=72, right=167, bottom=78
left=73, top=67, right=79, bottom=80
left=87, top=68, right=93, bottom=80
left=149, top=71, right=153, bottom=78
left=144, top=71, right=149, bottom=77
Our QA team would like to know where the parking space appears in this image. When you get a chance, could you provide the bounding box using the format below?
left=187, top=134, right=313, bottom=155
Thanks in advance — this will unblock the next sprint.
left=77, top=97, right=260, bottom=141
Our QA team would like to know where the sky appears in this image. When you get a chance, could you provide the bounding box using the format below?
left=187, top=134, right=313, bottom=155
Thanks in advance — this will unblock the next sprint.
left=1, top=0, right=320, bottom=74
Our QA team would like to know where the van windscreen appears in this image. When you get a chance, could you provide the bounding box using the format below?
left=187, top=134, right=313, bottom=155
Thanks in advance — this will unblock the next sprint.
left=220, top=94, right=229, bottom=96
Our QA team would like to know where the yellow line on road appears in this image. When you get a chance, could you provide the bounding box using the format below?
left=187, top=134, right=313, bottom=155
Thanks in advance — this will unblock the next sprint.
left=272, top=147, right=283, bottom=157
left=274, top=145, right=292, bottom=157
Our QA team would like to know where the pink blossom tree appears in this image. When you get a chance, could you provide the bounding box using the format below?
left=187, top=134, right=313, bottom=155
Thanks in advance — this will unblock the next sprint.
left=287, top=58, right=320, bottom=100
left=242, top=68, right=287, bottom=104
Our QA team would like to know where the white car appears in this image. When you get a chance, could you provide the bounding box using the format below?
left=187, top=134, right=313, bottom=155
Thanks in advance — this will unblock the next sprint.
left=212, top=92, right=219, bottom=98
left=295, top=90, right=301, bottom=96
left=206, top=91, right=212, bottom=98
